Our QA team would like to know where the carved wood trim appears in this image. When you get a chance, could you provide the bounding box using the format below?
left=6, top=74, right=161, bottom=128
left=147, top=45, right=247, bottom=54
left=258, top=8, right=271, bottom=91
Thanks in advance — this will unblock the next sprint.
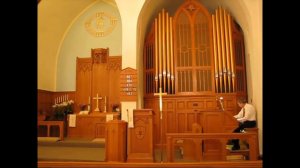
left=107, top=56, right=122, bottom=70
left=91, top=48, right=109, bottom=64
left=78, top=62, right=92, bottom=72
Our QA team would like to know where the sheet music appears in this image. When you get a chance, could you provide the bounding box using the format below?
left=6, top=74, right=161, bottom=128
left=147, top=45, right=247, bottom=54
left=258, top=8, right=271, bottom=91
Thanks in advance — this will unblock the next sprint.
left=69, top=114, right=76, bottom=127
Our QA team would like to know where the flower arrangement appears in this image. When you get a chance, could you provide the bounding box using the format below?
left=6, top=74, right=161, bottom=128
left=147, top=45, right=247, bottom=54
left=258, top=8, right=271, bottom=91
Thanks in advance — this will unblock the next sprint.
left=52, top=100, right=74, bottom=120
left=111, top=103, right=120, bottom=112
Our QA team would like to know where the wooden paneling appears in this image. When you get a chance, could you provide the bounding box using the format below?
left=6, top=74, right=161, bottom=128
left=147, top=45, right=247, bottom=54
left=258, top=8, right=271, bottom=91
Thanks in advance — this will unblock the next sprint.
left=67, top=113, right=120, bottom=138
left=76, top=56, right=121, bottom=114
left=38, top=90, right=75, bottom=117
left=108, top=57, right=122, bottom=108
left=166, top=111, right=175, bottom=133
left=75, top=58, right=92, bottom=113
left=176, top=113, right=186, bottom=133
left=37, top=90, right=52, bottom=116
left=91, top=62, right=108, bottom=112
left=144, top=94, right=239, bottom=150
left=38, top=90, right=75, bottom=137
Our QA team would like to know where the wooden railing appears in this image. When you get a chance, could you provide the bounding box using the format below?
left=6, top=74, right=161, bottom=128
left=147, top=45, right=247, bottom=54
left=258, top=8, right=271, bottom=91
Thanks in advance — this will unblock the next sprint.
left=166, top=132, right=259, bottom=162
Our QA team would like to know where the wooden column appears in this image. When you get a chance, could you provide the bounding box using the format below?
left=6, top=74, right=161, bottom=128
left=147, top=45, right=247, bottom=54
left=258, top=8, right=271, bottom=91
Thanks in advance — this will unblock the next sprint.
left=127, top=109, right=154, bottom=162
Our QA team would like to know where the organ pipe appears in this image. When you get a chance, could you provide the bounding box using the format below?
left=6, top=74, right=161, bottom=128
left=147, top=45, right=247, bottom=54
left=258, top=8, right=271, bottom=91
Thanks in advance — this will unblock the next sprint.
left=212, top=7, right=236, bottom=93
left=154, top=9, right=174, bottom=94
left=212, top=15, right=219, bottom=93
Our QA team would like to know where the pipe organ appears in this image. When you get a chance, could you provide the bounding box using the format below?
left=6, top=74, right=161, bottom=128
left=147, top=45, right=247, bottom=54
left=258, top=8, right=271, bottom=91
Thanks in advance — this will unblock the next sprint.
left=144, top=5, right=246, bottom=96
left=212, top=7, right=237, bottom=93
left=144, top=9, right=174, bottom=95
left=143, top=0, right=247, bottom=160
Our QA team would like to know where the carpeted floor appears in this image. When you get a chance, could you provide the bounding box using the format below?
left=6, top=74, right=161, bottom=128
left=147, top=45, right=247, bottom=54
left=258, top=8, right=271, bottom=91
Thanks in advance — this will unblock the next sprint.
left=38, top=138, right=184, bottom=162
left=38, top=138, right=106, bottom=161
left=38, top=138, right=247, bottom=162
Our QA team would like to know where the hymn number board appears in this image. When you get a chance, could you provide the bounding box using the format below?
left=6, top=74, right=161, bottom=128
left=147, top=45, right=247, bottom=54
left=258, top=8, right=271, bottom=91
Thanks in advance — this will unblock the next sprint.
left=120, top=67, right=137, bottom=101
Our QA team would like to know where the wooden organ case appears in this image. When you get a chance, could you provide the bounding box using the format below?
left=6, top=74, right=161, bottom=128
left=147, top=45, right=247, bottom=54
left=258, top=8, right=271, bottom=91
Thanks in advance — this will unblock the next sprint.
left=143, top=0, right=246, bottom=161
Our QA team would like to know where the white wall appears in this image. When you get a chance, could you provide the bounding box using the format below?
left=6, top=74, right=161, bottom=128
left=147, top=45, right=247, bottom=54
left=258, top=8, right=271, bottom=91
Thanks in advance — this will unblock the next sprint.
left=242, top=0, right=263, bottom=155
left=115, top=0, right=145, bottom=69
left=56, top=1, right=122, bottom=91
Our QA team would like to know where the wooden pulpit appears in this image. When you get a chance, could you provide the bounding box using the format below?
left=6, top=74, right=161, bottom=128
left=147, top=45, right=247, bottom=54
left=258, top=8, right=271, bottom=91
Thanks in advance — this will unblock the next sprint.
left=105, top=120, right=127, bottom=162
left=127, top=109, right=154, bottom=162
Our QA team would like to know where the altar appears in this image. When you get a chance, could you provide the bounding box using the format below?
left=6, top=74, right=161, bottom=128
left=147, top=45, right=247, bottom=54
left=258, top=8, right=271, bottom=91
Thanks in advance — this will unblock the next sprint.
left=67, top=113, right=120, bottom=139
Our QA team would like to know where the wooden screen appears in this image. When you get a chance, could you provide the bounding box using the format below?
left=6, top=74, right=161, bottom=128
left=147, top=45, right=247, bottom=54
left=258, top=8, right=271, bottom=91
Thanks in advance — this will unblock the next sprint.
left=75, top=58, right=92, bottom=113
left=75, top=50, right=121, bottom=113
left=174, top=0, right=214, bottom=94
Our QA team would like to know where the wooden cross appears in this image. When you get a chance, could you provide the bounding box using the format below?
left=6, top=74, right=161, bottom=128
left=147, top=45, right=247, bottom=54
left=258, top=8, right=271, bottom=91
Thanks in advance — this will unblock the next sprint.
left=154, top=87, right=167, bottom=119
left=187, top=4, right=196, bottom=12
left=93, top=93, right=102, bottom=112
left=154, top=87, right=167, bottom=163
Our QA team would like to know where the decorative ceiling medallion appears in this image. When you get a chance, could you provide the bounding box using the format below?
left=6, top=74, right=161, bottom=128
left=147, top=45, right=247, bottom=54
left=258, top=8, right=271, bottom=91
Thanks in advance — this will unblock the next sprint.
left=85, top=12, right=118, bottom=37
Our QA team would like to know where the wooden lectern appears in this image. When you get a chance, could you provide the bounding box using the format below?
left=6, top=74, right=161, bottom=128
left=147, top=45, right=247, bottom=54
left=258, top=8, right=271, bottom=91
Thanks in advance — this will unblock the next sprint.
left=127, top=109, right=154, bottom=162
left=105, top=120, right=127, bottom=162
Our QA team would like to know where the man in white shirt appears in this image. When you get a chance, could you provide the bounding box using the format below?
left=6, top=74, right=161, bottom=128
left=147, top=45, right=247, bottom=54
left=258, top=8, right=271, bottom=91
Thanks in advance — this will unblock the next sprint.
left=231, top=97, right=257, bottom=150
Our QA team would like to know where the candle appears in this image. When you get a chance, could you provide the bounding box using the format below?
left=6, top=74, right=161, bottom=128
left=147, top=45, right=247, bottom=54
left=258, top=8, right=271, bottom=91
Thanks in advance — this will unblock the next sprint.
left=104, top=96, right=107, bottom=112
left=67, top=94, right=68, bottom=100
left=88, top=96, right=90, bottom=104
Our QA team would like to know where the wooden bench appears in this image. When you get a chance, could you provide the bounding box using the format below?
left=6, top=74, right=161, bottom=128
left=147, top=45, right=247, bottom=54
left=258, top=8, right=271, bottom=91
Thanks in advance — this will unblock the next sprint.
left=166, top=132, right=259, bottom=162
left=38, top=121, right=64, bottom=140
left=225, top=127, right=259, bottom=160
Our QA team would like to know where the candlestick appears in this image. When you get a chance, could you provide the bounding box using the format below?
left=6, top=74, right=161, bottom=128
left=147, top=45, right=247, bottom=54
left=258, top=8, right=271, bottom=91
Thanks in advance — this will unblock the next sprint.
left=104, top=96, right=107, bottom=112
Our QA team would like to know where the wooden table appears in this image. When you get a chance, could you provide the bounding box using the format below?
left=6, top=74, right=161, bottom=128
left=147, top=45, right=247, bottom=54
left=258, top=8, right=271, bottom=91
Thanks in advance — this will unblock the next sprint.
left=38, top=121, right=64, bottom=140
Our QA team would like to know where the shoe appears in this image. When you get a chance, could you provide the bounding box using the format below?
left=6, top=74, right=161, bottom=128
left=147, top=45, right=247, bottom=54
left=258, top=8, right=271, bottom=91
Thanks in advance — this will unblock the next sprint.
left=231, top=146, right=240, bottom=150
